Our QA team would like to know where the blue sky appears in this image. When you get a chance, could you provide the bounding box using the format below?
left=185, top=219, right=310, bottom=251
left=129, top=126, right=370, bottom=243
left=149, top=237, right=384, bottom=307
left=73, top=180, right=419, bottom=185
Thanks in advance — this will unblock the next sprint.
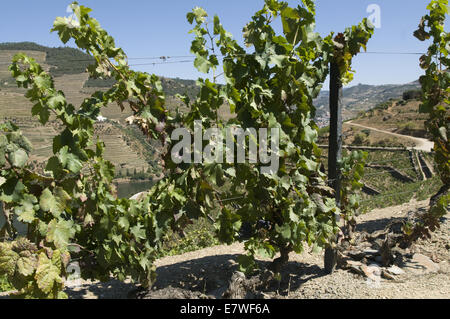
left=0, top=0, right=447, bottom=86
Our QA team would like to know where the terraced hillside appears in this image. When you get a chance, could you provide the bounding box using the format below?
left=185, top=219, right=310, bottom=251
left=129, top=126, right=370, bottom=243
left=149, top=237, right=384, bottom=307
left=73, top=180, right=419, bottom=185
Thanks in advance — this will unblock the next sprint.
left=313, top=81, right=421, bottom=122
left=349, top=99, right=428, bottom=139
left=318, top=94, right=442, bottom=212
left=0, top=42, right=199, bottom=176
left=5, top=117, right=154, bottom=176
left=319, top=97, right=429, bottom=148
left=0, top=42, right=438, bottom=193
left=0, top=49, right=49, bottom=91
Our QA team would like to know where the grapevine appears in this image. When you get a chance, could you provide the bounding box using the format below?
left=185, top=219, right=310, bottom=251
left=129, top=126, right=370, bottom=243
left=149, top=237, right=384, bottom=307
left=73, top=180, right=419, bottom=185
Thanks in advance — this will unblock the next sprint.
left=0, top=0, right=373, bottom=298
left=338, top=150, right=368, bottom=239
left=404, top=0, right=450, bottom=243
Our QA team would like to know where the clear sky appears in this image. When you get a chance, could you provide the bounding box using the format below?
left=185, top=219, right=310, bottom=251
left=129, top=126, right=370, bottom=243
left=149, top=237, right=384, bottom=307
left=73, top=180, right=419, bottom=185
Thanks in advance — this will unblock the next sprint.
left=0, top=0, right=447, bottom=87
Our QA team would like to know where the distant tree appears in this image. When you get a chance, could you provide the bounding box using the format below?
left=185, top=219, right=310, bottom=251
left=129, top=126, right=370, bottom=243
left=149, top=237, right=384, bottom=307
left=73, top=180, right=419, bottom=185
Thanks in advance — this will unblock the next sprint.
left=402, top=90, right=422, bottom=101
left=353, top=133, right=368, bottom=145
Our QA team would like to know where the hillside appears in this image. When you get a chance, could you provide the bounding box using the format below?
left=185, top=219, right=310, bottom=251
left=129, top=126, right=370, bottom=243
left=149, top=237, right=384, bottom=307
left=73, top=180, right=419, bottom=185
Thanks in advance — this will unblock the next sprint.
left=317, top=95, right=442, bottom=211
left=314, top=81, right=421, bottom=126
left=0, top=42, right=199, bottom=96
left=0, top=42, right=94, bottom=79
left=344, top=97, right=429, bottom=148
left=0, top=42, right=201, bottom=177
left=0, top=42, right=437, bottom=197
left=318, top=95, right=429, bottom=147
left=2, top=42, right=423, bottom=127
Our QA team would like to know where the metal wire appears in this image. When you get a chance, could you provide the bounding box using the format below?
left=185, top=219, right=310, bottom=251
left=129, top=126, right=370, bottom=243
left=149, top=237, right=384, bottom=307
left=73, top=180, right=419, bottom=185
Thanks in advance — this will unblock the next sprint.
left=0, top=50, right=427, bottom=66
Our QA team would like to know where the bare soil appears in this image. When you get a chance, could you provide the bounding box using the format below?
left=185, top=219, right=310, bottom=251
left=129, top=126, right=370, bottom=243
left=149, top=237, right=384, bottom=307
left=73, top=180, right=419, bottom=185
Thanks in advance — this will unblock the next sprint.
left=62, top=198, right=449, bottom=299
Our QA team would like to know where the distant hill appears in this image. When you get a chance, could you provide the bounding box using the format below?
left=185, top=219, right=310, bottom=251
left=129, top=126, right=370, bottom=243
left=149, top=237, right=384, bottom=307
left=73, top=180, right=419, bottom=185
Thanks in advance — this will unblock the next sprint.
left=0, top=42, right=425, bottom=139
left=2, top=42, right=422, bottom=121
left=0, top=42, right=176, bottom=177
left=0, top=42, right=94, bottom=77
left=313, top=81, right=422, bottom=125
left=83, top=76, right=199, bottom=101
left=0, top=42, right=200, bottom=99
left=317, top=94, right=429, bottom=148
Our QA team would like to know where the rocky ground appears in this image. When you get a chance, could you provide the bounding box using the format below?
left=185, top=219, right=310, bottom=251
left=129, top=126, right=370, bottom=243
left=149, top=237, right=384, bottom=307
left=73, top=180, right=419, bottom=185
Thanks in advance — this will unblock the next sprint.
left=58, top=198, right=449, bottom=299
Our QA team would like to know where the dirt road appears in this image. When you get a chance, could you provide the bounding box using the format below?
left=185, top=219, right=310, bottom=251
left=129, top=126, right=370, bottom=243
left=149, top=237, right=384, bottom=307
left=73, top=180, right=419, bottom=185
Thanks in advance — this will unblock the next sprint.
left=345, top=121, right=434, bottom=152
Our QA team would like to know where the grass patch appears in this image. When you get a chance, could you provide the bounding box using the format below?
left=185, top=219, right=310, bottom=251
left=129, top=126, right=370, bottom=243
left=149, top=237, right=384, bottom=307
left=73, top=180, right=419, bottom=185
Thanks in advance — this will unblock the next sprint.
left=157, top=217, right=220, bottom=257
left=358, top=150, right=441, bottom=211
left=321, top=150, right=441, bottom=213
left=360, top=175, right=442, bottom=211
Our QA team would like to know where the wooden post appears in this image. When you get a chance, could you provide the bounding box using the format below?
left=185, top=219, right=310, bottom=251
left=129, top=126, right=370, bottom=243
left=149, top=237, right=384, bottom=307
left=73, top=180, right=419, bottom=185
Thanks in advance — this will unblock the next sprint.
left=328, top=62, right=343, bottom=205
left=324, top=62, right=343, bottom=274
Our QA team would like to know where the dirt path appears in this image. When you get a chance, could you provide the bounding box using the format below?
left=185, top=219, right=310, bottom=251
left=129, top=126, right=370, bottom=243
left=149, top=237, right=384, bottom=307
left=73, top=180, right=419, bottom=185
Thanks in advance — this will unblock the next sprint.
left=61, top=198, right=449, bottom=299
left=346, top=121, right=434, bottom=152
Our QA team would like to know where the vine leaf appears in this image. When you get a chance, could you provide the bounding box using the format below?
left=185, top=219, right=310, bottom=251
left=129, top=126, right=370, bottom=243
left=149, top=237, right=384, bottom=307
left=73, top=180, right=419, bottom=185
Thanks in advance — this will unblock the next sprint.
left=39, top=187, right=70, bottom=217
left=58, top=146, right=83, bottom=173
left=16, top=255, right=37, bottom=277
left=194, top=55, right=212, bottom=74
left=0, top=243, right=19, bottom=276
left=35, top=252, right=63, bottom=294
left=15, top=194, right=37, bottom=223
left=46, top=219, right=76, bottom=249
left=9, top=148, right=28, bottom=168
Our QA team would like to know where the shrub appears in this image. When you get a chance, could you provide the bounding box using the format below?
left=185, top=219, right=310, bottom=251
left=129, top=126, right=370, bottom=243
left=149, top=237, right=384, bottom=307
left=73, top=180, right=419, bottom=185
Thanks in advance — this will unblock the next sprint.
left=402, top=90, right=422, bottom=101
left=353, top=133, right=368, bottom=145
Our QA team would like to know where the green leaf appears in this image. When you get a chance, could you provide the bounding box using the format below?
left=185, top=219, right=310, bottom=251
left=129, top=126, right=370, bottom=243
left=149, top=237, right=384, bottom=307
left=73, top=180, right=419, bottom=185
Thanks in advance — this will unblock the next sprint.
left=35, top=252, right=62, bottom=294
left=130, top=223, right=146, bottom=240
left=51, top=249, right=62, bottom=270
left=8, top=148, right=28, bottom=168
left=54, top=187, right=71, bottom=214
left=34, top=75, right=52, bottom=90
left=225, top=167, right=236, bottom=177
left=0, top=178, right=25, bottom=203
left=312, top=243, right=322, bottom=254
left=40, top=188, right=59, bottom=217
left=190, top=7, right=208, bottom=24
left=56, top=291, right=69, bottom=299
left=15, top=194, right=37, bottom=223
left=58, top=147, right=83, bottom=173
left=289, top=209, right=300, bottom=223
left=118, top=216, right=130, bottom=231
left=281, top=7, right=302, bottom=45
left=46, top=219, right=76, bottom=249
left=48, top=95, right=66, bottom=109
left=16, top=75, right=27, bottom=82
left=0, top=243, right=19, bottom=276
left=256, top=242, right=276, bottom=259
left=303, top=125, right=318, bottom=143
left=16, top=255, right=37, bottom=277
left=32, top=102, right=50, bottom=125
left=194, top=55, right=212, bottom=73
left=276, top=224, right=292, bottom=240
left=66, top=153, right=83, bottom=173
left=45, top=156, right=62, bottom=177
left=280, top=175, right=291, bottom=191
left=237, top=254, right=256, bottom=274
left=269, top=54, right=287, bottom=67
